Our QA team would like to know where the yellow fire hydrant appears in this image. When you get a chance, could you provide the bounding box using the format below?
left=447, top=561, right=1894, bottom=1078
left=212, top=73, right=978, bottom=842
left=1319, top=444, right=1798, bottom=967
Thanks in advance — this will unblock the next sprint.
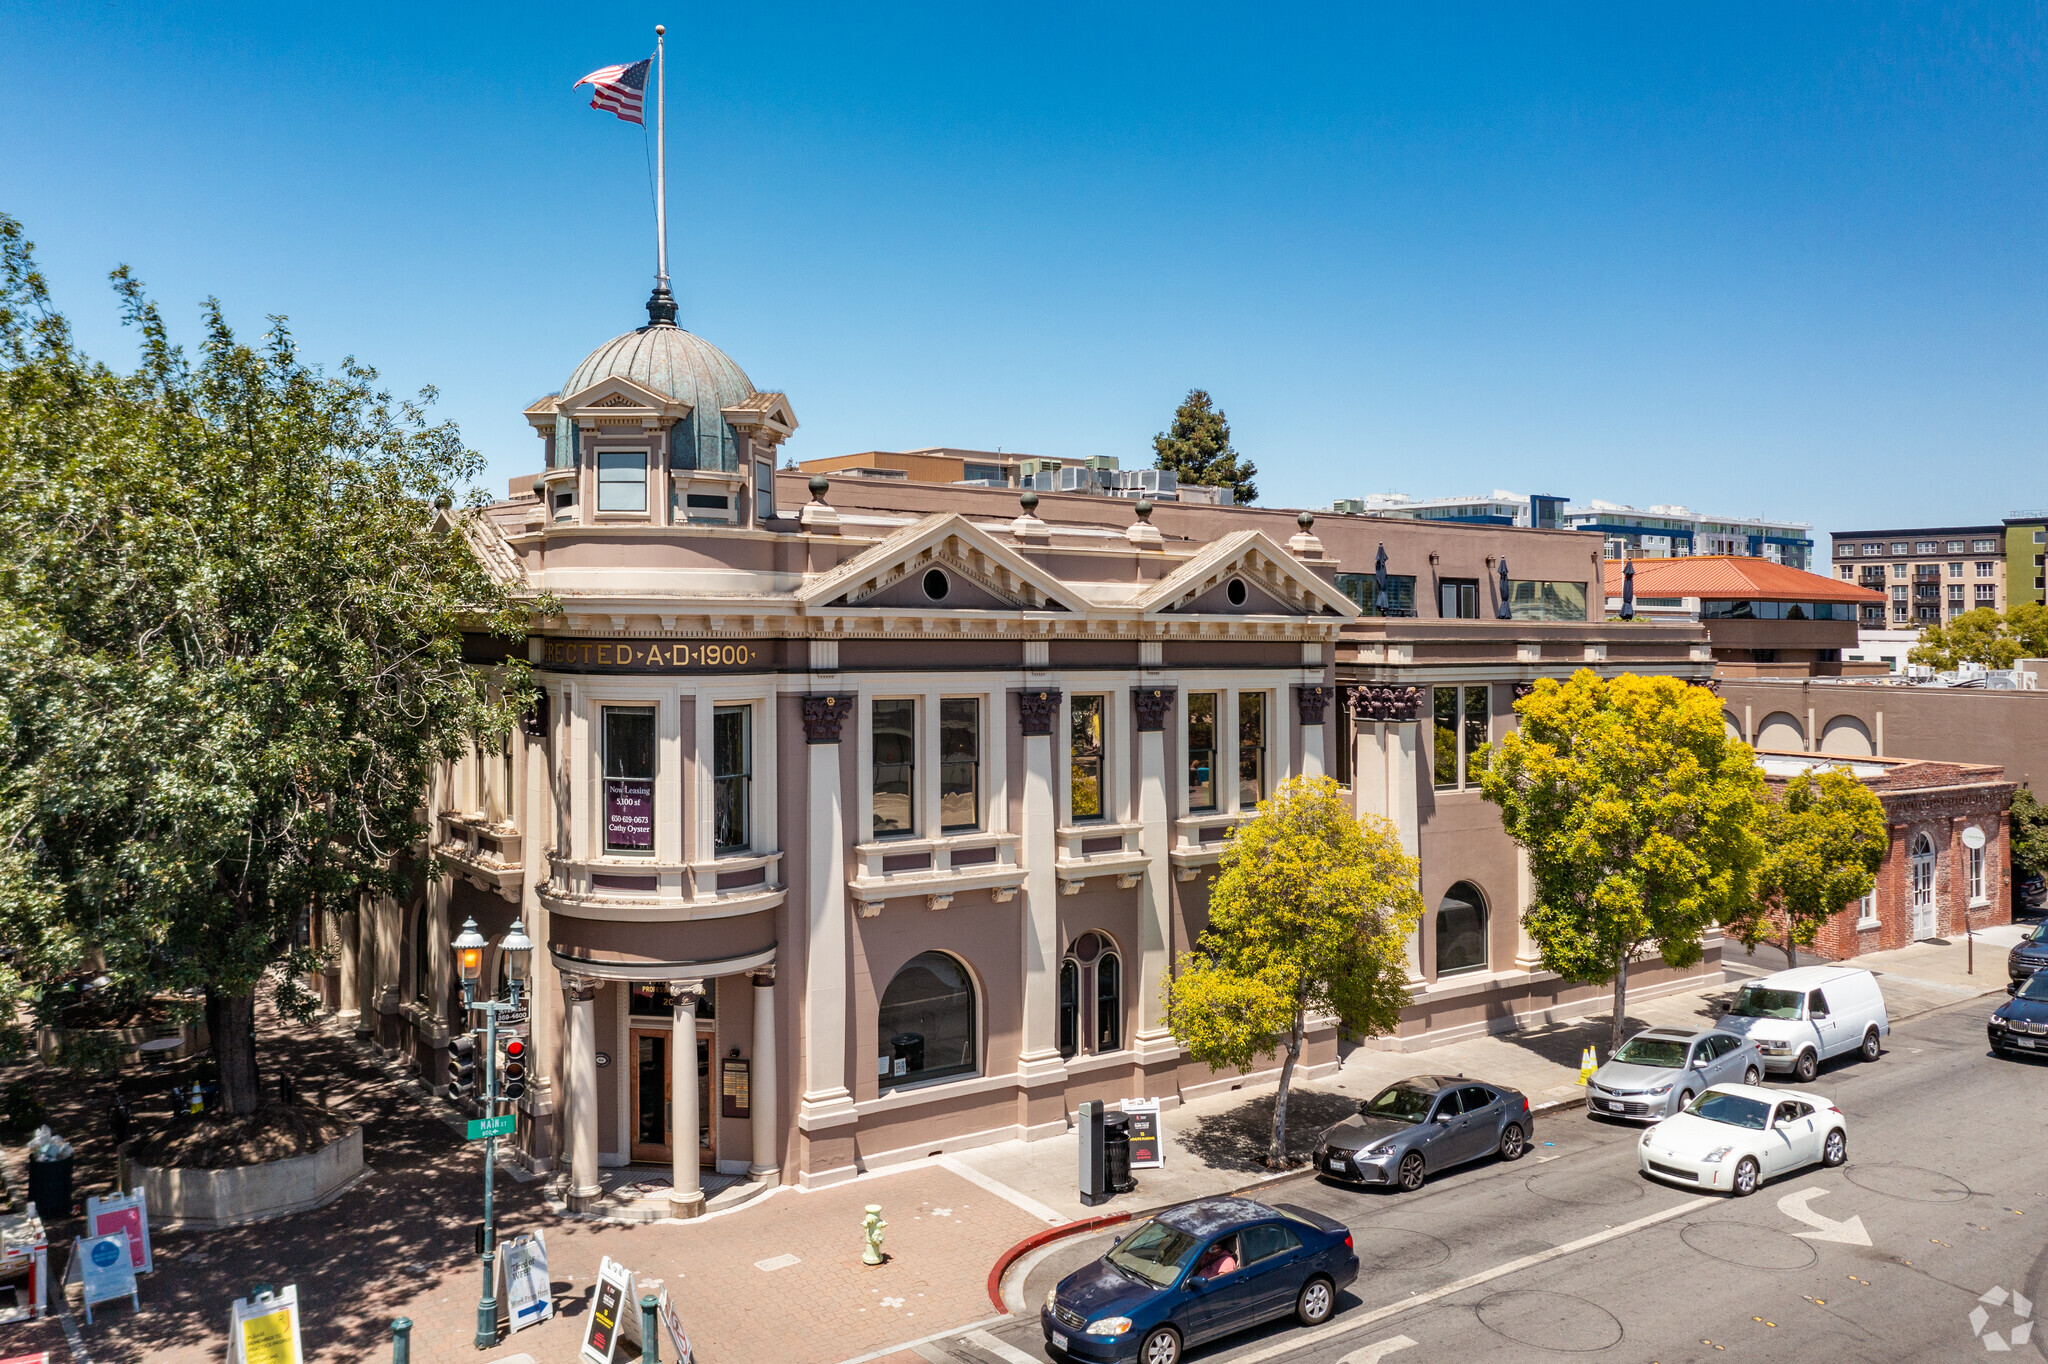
left=861, top=1204, right=887, bottom=1266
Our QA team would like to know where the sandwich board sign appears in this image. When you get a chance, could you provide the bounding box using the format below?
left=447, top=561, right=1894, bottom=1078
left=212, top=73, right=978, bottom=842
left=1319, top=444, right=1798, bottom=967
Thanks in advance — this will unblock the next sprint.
left=1122, top=1098, right=1163, bottom=1169
left=659, top=1287, right=695, bottom=1364
left=229, top=1284, right=303, bottom=1364
left=498, top=1229, right=552, bottom=1333
left=63, top=1232, right=139, bottom=1324
left=85, top=1190, right=151, bottom=1275
left=579, top=1255, right=633, bottom=1364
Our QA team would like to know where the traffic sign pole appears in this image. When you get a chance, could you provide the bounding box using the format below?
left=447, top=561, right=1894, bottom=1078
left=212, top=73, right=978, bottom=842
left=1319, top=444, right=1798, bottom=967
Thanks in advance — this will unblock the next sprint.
left=476, top=998, right=499, bottom=1348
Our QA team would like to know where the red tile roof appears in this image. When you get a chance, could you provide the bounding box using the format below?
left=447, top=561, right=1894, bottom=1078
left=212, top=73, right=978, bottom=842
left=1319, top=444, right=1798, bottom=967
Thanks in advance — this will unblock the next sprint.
left=1602, top=556, right=1884, bottom=604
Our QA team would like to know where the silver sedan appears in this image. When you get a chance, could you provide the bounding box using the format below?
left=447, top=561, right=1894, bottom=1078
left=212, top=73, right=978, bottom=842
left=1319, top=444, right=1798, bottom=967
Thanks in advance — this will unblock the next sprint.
left=1587, top=1028, right=1764, bottom=1123
left=1314, top=1076, right=1533, bottom=1192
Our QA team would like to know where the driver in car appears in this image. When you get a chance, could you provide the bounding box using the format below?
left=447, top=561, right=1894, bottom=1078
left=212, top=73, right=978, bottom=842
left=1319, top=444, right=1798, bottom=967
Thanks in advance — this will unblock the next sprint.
left=1193, top=1235, right=1239, bottom=1278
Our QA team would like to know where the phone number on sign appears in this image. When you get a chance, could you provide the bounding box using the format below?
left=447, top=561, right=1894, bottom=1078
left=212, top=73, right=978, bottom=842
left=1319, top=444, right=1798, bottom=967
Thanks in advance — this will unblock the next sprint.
left=543, top=640, right=760, bottom=670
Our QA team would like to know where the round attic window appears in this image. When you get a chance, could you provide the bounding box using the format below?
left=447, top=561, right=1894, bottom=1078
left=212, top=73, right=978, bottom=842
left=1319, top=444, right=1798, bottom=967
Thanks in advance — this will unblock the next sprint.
left=1226, top=577, right=1249, bottom=607
left=923, top=568, right=951, bottom=601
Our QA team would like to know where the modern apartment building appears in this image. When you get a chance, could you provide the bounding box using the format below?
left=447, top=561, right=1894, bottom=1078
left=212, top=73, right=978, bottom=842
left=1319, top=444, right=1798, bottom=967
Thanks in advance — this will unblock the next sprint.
left=2004, top=511, right=2048, bottom=608
left=1827, top=525, right=2007, bottom=628
left=1332, top=493, right=1813, bottom=569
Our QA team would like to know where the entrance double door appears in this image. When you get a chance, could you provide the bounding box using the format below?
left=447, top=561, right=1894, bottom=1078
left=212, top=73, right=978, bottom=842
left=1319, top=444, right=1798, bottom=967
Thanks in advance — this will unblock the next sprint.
left=629, top=1027, right=715, bottom=1167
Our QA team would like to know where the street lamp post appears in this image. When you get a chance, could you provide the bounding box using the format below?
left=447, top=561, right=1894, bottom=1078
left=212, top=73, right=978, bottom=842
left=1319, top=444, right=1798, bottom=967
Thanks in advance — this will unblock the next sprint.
left=453, top=915, right=533, bottom=1350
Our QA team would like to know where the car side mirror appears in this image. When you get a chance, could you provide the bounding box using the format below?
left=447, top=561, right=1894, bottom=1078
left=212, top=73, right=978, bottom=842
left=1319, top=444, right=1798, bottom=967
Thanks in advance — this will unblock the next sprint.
left=1184, top=1276, right=1205, bottom=1291
left=1434, top=1113, right=1452, bottom=1124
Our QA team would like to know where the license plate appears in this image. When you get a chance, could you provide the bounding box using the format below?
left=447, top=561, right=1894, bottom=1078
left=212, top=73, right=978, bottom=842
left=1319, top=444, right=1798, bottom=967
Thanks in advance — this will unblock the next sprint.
left=1602, top=1101, right=1622, bottom=1110
left=1052, top=1333, right=1068, bottom=1352
left=2021, top=1038, right=2041, bottom=1049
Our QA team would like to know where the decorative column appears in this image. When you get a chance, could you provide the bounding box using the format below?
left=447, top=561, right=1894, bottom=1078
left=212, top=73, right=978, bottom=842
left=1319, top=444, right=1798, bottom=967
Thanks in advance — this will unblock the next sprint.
left=560, top=973, right=602, bottom=1211
left=748, top=968, right=779, bottom=1179
left=1514, top=845, right=1544, bottom=970
left=1016, top=689, right=1064, bottom=1093
left=797, top=695, right=858, bottom=1173
left=1131, top=686, right=1177, bottom=1063
left=336, top=906, right=362, bottom=1031
left=1349, top=686, right=1425, bottom=981
left=1295, top=685, right=1330, bottom=779
left=669, top=981, right=706, bottom=1218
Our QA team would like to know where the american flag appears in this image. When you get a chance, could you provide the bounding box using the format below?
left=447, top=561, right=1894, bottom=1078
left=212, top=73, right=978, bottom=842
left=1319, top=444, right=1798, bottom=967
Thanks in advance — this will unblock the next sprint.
left=574, top=58, right=651, bottom=126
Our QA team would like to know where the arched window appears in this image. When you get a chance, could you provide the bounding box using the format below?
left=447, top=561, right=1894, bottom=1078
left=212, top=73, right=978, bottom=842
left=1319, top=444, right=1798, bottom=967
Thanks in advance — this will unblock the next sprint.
left=1096, top=951, right=1121, bottom=1052
left=413, top=902, right=433, bottom=1005
left=1058, top=961, right=1080, bottom=1059
left=878, top=951, right=977, bottom=1090
left=1436, top=882, right=1488, bottom=976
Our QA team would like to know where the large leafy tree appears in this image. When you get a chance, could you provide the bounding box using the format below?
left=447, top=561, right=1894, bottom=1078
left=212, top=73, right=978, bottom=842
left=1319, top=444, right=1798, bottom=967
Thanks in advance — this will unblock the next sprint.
left=0, top=214, right=530, bottom=1114
left=2008, top=787, right=2048, bottom=882
left=1476, top=671, right=1765, bottom=1054
left=1165, top=776, right=1422, bottom=1168
left=1909, top=604, right=2048, bottom=670
left=1724, top=769, right=1888, bottom=968
left=1152, top=388, right=1258, bottom=504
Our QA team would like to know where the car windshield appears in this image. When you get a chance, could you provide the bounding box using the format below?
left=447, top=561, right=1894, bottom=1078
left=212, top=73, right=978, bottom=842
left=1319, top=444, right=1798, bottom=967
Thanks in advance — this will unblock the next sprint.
left=1727, top=986, right=1802, bottom=1019
left=1686, top=1090, right=1770, bottom=1130
left=1106, top=1219, right=1202, bottom=1288
left=1362, top=1085, right=1434, bottom=1123
left=1613, top=1037, right=1688, bottom=1068
left=2030, top=922, right=2048, bottom=943
left=2019, top=973, right=2048, bottom=1002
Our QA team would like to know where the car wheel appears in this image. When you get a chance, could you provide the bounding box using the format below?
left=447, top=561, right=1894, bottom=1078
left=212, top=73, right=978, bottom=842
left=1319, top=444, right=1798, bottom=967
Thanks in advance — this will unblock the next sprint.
left=1499, top=1123, right=1527, bottom=1161
left=1794, top=1049, right=1819, bottom=1083
left=1861, top=1028, right=1881, bottom=1062
left=1397, top=1151, right=1426, bottom=1192
left=1743, top=1065, right=1762, bottom=1087
left=1139, top=1325, right=1181, bottom=1364
left=1823, top=1128, right=1847, bottom=1167
left=1732, top=1156, right=1760, bottom=1197
left=1296, top=1276, right=1335, bottom=1326
left=1676, top=1090, right=1694, bottom=1116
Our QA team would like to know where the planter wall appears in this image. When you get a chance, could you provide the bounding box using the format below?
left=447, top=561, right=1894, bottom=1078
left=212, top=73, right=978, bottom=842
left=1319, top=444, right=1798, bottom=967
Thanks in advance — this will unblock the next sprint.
left=121, top=1125, right=364, bottom=1230
left=36, top=1019, right=209, bottom=1066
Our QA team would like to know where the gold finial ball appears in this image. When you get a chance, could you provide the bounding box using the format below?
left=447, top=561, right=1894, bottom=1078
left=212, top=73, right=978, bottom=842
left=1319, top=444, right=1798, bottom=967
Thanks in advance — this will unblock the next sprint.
left=655, top=24, right=665, bottom=35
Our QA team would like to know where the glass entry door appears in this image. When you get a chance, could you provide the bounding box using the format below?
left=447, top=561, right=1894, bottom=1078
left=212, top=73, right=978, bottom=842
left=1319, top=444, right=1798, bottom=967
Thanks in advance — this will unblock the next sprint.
left=630, top=1030, right=672, bottom=1163
left=696, top=1031, right=716, bottom=1167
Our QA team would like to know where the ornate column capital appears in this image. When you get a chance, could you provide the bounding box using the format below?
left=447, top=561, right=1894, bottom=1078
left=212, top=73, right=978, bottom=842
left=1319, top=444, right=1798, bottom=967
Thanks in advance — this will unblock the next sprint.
left=559, top=972, right=602, bottom=1003
left=802, top=693, right=855, bottom=744
left=521, top=692, right=551, bottom=738
left=668, top=978, right=707, bottom=1007
left=1131, top=686, right=1176, bottom=733
left=750, top=964, right=776, bottom=987
left=1346, top=684, right=1425, bottom=723
left=1512, top=681, right=1538, bottom=701
left=1294, top=684, right=1331, bottom=727
left=1016, top=687, right=1063, bottom=736
left=1687, top=677, right=1722, bottom=694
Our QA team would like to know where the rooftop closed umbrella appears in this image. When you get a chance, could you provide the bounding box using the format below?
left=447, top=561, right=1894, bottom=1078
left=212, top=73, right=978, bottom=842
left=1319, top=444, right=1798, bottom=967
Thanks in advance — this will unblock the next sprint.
left=1620, top=554, right=1636, bottom=621
left=1374, top=543, right=1389, bottom=615
left=1496, top=555, right=1512, bottom=619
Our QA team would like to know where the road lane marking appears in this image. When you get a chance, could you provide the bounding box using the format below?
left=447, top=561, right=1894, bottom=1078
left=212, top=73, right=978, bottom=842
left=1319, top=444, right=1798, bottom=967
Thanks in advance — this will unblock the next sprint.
left=1224, top=1194, right=1717, bottom=1364
left=1337, top=1336, right=1419, bottom=1363
left=1778, top=1186, right=1872, bottom=1245
left=966, top=1329, right=1046, bottom=1364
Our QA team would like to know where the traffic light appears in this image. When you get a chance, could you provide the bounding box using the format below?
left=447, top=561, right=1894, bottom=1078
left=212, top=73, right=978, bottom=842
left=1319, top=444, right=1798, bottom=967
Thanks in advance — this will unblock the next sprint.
left=500, top=1035, right=527, bottom=1102
left=448, top=1034, right=477, bottom=1097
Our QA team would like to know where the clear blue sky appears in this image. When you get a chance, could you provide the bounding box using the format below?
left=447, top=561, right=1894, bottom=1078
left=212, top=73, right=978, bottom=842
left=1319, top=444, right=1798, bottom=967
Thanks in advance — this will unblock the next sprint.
left=4, top=3, right=2043, bottom=536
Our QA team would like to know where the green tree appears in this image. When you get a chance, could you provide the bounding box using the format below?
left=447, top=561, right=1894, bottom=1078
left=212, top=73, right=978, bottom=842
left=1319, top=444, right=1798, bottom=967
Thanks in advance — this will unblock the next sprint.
left=0, top=214, right=531, bottom=1114
left=2005, top=603, right=2048, bottom=660
left=1164, top=776, right=1422, bottom=1168
left=1909, top=608, right=2018, bottom=670
left=1476, top=671, right=1766, bottom=1054
left=1725, top=769, right=1888, bottom=968
left=1152, top=388, right=1258, bottom=504
left=2008, top=787, right=2048, bottom=882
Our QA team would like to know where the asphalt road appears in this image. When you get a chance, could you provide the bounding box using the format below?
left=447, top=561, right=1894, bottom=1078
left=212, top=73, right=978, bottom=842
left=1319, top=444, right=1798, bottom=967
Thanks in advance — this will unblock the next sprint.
left=938, top=994, right=2048, bottom=1364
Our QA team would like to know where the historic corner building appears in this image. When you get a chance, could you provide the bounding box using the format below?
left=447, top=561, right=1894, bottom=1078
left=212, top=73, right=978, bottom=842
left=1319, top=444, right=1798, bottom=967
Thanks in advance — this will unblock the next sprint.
left=315, top=291, right=1731, bottom=1209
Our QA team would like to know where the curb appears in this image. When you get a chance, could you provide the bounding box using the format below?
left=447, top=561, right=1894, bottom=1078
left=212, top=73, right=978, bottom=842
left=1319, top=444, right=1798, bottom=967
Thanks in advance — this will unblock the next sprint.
left=986, top=1210, right=1132, bottom=1312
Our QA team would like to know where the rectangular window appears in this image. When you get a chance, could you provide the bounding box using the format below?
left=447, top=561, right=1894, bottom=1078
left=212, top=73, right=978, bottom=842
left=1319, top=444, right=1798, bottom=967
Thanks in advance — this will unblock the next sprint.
left=1948, top=585, right=1965, bottom=608
left=597, top=449, right=648, bottom=512
left=1949, top=562, right=1964, bottom=577
left=1855, top=891, right=1878, bottom=928
left=754, top=461, right=775, bottom=520
left=1969, top=844, right=1985, bottom=902
left=872, top=699, right=916, bottom=837
left=1978, top=583, right=1997, bottom=605
left=1333, top=691, right=1354, bottom=788
left=1335, top=572, right=1418, bottom=617
left=1507, top=580, right=1589, bottom=622
left=1840, top=566, right=1853, bottom=580
left=1890, top=542, right=1910, bottom=554
left=1433, top=688, right=1459, bottom=790
left=1861, top=543, right=1881, bottom=556
left=712, top=706, right=750, bottom=853
left=1835, top=543, right=1854, bottom=558
left=1974, top=538, right=1997, bottom=552
left=1978, top=560, right=1996, bottom=577
left=939, top=698, right=980, bottom=831
left=1070, top=695, right=1106, bottom=821
left=603, top=706, right=656, bottom=853
left=1238, top=693, right=1267, bottom=808
left=1187, top=692, right=1218, bottom=812
left=1892, top=563, right=1907, bottom=578
left=1914, top=540, right=1937, bottom=554
left=1947, top=540, right=1966, bottom=553
left=1439, top=579, right=1480, bottom=619
left=1463, top=686, right=1489, bottom=786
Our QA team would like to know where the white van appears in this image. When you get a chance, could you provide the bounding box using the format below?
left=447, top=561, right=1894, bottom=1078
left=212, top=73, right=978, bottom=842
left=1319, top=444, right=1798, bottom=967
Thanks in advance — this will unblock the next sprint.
left=1717, top=965, right=1889, bottom=1082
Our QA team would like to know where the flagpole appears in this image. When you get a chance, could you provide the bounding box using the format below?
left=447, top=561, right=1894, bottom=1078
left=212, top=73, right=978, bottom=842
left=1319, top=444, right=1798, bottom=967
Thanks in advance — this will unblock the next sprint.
left=655, top=24, right=668, bottom=297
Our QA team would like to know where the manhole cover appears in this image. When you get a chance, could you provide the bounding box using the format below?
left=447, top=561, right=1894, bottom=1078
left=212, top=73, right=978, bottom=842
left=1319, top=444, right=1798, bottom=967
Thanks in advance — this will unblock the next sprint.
left=1476, top=1289, right=1625, bottom=1351
left=1524, top=1166, right=1648, bottom=1206
left=1844, top=1164, right=1972, bottom=1204
left=1680, top=1220, right=1818, bottom=1270
left=1352, top=1227, right=1452, bottom=1274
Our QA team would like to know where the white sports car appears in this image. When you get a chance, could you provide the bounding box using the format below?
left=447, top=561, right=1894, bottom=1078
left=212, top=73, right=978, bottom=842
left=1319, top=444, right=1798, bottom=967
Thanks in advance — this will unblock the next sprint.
left=1636, top=1084, right=1847, bottom=1196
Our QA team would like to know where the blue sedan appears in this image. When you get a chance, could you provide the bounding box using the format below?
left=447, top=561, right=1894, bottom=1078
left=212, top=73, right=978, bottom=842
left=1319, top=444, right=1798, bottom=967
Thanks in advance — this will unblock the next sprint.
left=1041, top=1196, right=1359, bottom=1364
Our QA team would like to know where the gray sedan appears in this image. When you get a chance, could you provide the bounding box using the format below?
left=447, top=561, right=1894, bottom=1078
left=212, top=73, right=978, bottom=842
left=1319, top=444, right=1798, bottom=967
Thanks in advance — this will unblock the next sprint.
left=1314, top=1076, right=1532, bottom=1193
left=1587, top=1028, right=1763, bottom=1123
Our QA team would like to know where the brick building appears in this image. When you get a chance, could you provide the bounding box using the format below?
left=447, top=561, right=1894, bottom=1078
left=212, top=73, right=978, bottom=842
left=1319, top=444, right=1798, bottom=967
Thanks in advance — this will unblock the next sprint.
left=1754, top=752, right=2013, bottom=961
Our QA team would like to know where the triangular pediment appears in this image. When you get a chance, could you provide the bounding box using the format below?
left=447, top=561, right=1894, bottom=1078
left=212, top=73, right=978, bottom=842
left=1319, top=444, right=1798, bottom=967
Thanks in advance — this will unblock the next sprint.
left=557, top=373, right=685, bottom=417
left=1138, top=530, right=1359, bottom=618
left=797, top=513, right=1088, bottom=614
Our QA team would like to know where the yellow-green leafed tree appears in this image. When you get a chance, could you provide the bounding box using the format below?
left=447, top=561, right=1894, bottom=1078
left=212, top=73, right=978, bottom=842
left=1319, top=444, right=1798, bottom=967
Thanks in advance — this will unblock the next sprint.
left=1475, top=671, right=1766, bottom=1055
left=1164, top=775, right=1423, bottom=1169
left=1727, top=768, right=1888, bottom=969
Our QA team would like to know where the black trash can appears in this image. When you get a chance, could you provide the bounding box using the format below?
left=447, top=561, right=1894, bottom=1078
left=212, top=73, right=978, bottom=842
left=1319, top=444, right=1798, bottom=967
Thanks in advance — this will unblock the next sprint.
left=107, top=1099, right=133, bottom=1145
left=28, top=1155, right=74, bottom=1220
left=1103, top=1112, right=1136, bottom=1194
left=889, top=1032, right=925, bottom=1079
